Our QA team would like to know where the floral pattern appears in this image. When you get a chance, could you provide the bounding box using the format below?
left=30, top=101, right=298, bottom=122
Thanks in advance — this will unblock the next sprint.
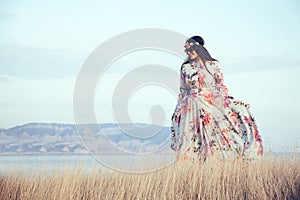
left=171, top=60, right=263, bottom=161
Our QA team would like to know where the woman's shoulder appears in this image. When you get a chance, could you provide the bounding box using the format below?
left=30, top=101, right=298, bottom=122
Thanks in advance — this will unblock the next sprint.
left=206, top=60, right=221, bottom=71
left=205, top=60, right=220, bottom=66
left=181, top=59, right=220, bottom=71
left=180, top=59, right=191, bottom=71
left=182, top=59, right=191, bottom=67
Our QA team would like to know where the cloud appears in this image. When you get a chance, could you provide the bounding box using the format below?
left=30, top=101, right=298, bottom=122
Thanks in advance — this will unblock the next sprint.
left=0, top=42, right=87, bottom=79
left=0, top=74, right=22, bottom=82
left=0, top=77, right=76, bottom=128
left=0, top=9, right=16, bottom=18
left=221, top=53, right=300, bottom=73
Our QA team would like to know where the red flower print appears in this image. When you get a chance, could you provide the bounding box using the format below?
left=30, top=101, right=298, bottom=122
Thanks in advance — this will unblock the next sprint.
left=254, top=126, right=262, bottom=142
left=231, top=112, right=238, bottom=118
left=200, top=88, right=212, bottom=99
left=222, top=136, right=231, bottom=146
left=244, top=116, right=253, bottom=125
left=221, top=128, right=229, bottom=135
left=190, top=91, right=197, bottom=98
left=200, top=89, right=214, bottom=105
left=223, top=96, right=231, bottom=108
left=223, top=86, right=229, bottom=94
left=203, top=112, right=211, bottom=125
left=198, top=74, right=206, bottom=86
left=180, top=100, right=188, bottom=115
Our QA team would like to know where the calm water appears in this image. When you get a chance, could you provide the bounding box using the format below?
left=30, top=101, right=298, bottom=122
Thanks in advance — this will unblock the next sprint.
left=0, top=154, right=177, bottom=175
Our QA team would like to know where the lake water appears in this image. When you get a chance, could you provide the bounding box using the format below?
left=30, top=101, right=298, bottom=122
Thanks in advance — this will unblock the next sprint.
left=0, top=154, right=178, bottom=175
left=0, top=152, right=298, bottom=175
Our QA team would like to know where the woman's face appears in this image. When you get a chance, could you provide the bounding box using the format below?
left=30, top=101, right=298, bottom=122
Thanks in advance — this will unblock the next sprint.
left=185, top=47, right=198, bottom=60
left=184, top=42, right=198, bottom=60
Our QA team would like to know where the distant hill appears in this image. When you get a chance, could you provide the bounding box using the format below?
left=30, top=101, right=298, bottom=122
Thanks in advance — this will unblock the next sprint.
left=0, top=123, right=172, bottom=155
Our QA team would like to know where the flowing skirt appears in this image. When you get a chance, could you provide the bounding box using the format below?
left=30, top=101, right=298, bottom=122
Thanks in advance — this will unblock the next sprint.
left=171, top=95, right=263, bottom=162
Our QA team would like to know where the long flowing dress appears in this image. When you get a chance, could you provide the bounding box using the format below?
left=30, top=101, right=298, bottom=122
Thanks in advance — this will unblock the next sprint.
left=171, top=59, right=263, bottom=161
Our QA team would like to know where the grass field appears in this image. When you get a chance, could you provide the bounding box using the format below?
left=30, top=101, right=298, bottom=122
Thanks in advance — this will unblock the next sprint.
left=0, top=154, right=299, bottom=200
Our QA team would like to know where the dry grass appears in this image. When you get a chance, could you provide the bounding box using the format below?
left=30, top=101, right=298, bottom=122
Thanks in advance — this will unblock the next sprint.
left=0, top=155, right=299, bottom=200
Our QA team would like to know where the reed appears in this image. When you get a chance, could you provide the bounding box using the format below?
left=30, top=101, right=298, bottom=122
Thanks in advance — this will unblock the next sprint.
left=0, top=154, right=299, bottom=200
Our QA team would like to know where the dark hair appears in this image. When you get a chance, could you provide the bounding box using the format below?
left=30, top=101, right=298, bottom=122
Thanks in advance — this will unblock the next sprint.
left=184, top=36, right=219, bottom=77
left=186, top=36, right=218, bottom=63
left=187, top=35, right=205, bottom=45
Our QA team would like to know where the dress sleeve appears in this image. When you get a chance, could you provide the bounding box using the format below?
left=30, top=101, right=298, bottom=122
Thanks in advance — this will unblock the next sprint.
left=177, top=65, right=187, bottom=104
left=172, top=64, right=187, bottom=120
left=210, top=61, right=234, bottom=108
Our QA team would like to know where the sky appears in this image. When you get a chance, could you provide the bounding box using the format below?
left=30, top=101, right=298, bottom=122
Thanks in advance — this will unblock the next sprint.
left=0, top=0, right=300, bottom=151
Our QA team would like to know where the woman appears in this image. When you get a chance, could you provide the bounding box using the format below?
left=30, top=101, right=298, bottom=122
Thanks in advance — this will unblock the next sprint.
left=171, top=36, right=263, bottom=162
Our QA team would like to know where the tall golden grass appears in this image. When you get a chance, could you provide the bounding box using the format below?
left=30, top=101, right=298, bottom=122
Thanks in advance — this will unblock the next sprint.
left=0, top=154, right=299, bottom=200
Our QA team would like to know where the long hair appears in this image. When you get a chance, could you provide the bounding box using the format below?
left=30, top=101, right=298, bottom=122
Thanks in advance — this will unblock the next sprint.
left=186, top=36, right=218, bottom=61
left=184, top=36, right=219, bottom=77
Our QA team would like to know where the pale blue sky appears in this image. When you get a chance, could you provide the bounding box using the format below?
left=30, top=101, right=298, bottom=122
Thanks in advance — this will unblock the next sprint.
left=0, top=0, right=300, bottom=151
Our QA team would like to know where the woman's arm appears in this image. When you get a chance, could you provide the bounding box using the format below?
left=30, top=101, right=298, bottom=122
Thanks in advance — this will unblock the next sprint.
left=172, top=64, right=187, bottom=120
left=210, top=61, right=234, bottom=108
left=212, top=62, right=230, bottom=95
left=177, top=65, right=187, bottom=103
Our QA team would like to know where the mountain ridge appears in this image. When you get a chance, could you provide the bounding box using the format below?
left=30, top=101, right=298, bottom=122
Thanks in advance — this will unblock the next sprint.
left=0, top=123, right=172, bottom=155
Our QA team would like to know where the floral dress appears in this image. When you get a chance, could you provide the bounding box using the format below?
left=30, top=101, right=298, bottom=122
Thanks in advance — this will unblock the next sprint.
left=171, top=60, right=263, bottom=161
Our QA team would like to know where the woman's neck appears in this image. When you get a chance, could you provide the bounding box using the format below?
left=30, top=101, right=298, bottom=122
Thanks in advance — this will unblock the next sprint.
left=194, top=57, right=204, bottom=65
